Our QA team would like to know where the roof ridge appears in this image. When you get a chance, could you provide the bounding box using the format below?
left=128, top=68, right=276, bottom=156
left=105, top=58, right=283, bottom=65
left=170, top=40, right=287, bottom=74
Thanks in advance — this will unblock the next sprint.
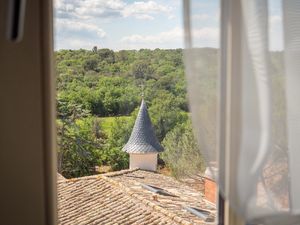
left=101, top=174, right=193, bottom=225
left=57, top=168, right=140, bottom=183
left=103, top=168, right=140, bottom=177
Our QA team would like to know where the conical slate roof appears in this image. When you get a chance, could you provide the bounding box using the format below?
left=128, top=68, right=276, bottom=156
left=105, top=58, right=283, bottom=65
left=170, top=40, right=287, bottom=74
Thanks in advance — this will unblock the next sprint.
left=123, top=100, right=164, bottom=153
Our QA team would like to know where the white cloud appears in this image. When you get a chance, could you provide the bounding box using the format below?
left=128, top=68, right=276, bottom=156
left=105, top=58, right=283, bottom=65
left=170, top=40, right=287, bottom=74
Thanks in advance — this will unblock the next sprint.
left=54, top=0, right=173, bottom=20
left=122, top=27, right=219, bottom=44
left=53, top=0, right=183, bottom=50
left=192, top=27, right=218, bottom=40
left=192, top=14, right=210, bottom=21
left=121, top=26, right=219, bottom=48
left=192, top=27, right=219, bottom=47
left=134, top=14, right=155, bottom=20
left=270, top=15, right=281, bottom=26
left=121, top=27, right=182, bottom=44
left=123, top=1, right=172, bottom=20
left=56, top=19, right=106, bottom=38
left=67, top=39, right=96, bottom=49
left=269, top=15, right=283, bottom=50
left=74, top=0, right=125, bottom=19
left=54, top=19, right=106, bottom=50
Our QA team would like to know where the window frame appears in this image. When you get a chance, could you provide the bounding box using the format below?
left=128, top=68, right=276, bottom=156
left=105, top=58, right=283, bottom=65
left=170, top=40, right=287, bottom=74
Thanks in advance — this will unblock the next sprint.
left=219, top=0, right=245, bottom=224
left=0, top=0, right=57, bottom=224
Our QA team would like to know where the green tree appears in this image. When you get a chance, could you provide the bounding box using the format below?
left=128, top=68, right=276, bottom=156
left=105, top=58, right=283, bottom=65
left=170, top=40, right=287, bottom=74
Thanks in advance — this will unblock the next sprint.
left=101, top=116, right=136, bottom=170
left=92, top=46, right=98, bottom=52
left=83, top=58, right=98, bottom=71
left=130, top=60, right=155, bottom=80
left=148, top=92, right=188, bottom=141
left=161, top=120, right=205, bottom=178
left=97, top=48, right=115, bottom=63
left=57, top=117, right=105, bottom=178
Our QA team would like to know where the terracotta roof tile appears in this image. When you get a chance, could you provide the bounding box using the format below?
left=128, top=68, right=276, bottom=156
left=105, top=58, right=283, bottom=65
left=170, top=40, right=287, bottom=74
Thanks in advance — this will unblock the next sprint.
left=57, top=173, right=66, bottom=181
left=58, top=169, right=215, bottom=225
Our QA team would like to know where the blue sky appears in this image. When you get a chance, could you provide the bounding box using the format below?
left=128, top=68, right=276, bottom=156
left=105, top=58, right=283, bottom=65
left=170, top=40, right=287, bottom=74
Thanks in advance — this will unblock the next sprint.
left=54, top=0, right=282, bottom=50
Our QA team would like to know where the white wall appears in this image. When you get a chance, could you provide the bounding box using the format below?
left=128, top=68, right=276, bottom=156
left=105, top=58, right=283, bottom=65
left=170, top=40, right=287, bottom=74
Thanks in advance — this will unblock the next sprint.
left=129, top=153, right=158, bottom=171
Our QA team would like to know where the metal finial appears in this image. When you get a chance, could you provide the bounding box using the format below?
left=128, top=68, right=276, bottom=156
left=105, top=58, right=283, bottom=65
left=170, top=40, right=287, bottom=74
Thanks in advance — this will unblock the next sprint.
left=139, top=84, right=145, bottom=98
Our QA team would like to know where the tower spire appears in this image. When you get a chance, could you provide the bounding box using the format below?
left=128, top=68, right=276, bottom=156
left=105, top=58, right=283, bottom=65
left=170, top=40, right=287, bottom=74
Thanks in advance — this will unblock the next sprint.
left=123, top=100, right=164, bottom=171
left=123, top=100, right=164, bottom=154
left=139, top=83, right=145, bottom=99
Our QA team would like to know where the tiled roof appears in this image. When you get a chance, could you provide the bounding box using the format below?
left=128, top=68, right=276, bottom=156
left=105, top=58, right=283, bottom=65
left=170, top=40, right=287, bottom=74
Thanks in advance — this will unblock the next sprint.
left=57, top=173, right=66, bottom=181
left=58, top=169, right=216, bottom=225
left=122, top=100, right=164, bottom=153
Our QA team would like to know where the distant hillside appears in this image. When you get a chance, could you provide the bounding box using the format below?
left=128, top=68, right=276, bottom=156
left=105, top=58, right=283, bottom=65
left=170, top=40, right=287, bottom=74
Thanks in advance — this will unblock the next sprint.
left=55, top=48, right=284, bottom=178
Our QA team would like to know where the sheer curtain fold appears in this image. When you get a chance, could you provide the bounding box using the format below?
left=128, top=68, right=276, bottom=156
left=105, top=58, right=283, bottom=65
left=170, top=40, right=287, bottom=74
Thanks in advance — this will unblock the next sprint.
left=184, top=0, right=300, bottom=224
left=239, top=0, right=272, bottom=217
left=283, top=0, right=300, bottom=212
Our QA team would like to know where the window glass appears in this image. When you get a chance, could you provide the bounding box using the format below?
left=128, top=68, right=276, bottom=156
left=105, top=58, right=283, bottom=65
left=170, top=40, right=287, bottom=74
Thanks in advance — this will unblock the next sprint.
left=54, top=1, right=219, bottom=224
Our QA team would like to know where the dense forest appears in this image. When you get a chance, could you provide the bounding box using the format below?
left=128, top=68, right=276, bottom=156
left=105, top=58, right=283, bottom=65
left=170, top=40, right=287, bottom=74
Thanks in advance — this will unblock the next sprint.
left=55, top=47, right=284, bottom=179
left=55, top=47, right=212, bottom=178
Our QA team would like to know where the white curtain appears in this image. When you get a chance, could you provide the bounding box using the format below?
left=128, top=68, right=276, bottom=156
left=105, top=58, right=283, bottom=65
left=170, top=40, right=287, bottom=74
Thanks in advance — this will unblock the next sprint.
left=184, top=0, right=300, bottom=224
left=284, top=0, right=300, bottom=213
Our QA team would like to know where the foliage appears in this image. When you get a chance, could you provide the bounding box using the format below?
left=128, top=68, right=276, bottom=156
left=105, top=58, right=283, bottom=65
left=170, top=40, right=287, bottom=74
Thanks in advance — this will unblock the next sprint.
left=130, top=60, right=155, bottom=80
left=161, top=120, right=205, bottom=178
left=99, top=116, right=131, bottom=137
left=57, top=117, right=105, bottom=178
left=148, top=92, right=188, bottom=141
left=101, top=116, right=135, bottom=170
left=54, top=48, right=203, bottom=178
left=57, top=115, right=134, bottom=178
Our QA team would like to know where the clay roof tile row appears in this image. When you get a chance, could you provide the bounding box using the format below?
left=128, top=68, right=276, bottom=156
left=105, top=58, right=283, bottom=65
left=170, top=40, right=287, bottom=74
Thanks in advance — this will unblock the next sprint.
left=58, top=169, right=215, bottom=225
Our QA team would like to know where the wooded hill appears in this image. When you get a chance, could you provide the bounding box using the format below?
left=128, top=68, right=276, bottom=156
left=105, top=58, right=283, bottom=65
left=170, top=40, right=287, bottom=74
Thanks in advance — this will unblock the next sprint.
left=55, top=47, right=283, bottom=179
